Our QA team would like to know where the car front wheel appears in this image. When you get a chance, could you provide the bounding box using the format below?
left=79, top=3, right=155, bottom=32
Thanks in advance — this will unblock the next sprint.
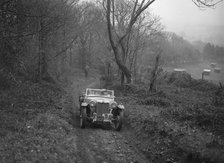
left=80, top=108, right=87, bottom=128
left=113, top=111, right=124, bottom=131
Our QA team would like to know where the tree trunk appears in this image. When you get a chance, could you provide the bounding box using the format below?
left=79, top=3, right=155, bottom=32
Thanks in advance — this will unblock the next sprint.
left=69, top=48, right=72, bottom=67
left=149, top=54, right=160, bottom=92
left=37, top=14, right=42, bottom=80
left=37, top=1, right=48, bottom=81
left=38, top=16, right=47, bottom=80
left=106, top=0, right=132, bottom=85
left=133, top=53, right=138, bottom=83
left=115, top=53, right=132, bottom=84
left=121, top=72, right=125, bottom=85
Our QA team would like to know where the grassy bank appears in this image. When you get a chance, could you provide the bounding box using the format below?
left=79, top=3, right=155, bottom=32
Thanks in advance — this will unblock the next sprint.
left=111, top=72, right=224, bottom=162
left=0, top=81, right=77, bottom=162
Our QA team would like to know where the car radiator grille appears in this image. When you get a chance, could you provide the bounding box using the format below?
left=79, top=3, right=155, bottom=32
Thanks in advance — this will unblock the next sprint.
left=96, top=103, right=109, bottom=115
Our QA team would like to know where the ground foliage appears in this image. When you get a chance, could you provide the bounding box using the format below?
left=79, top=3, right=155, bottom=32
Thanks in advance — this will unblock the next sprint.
left=0, top=68, right=21, bottom=90
left=0, top=81, right=78, bottom=162
left=110, top=72, right=224, bottom=163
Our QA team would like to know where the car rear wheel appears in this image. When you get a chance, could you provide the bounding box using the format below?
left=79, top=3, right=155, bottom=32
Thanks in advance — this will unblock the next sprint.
left=80, top=108, right=87, bottom=128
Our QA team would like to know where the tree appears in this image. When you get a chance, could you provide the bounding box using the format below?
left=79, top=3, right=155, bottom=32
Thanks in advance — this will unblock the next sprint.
left=149, top=52, right=160, bottom=92
left=203, top=42, right=215, bottom=60
left=106, top=0, right=156, bottom=85
left=128, top=13, right=163, bottom=82
left=34, top=0, right=80, bottom=80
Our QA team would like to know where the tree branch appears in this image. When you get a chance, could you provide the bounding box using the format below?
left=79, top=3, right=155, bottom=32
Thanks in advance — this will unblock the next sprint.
left=192, top=0, right=223, bottom=8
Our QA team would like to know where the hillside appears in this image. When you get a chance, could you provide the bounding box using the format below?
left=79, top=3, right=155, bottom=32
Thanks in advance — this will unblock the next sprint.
left=109, top=72, right=224, bottom=162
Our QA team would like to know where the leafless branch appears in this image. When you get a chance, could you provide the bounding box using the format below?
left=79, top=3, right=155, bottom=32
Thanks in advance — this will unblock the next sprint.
left=192, top=0, right=223, bottom=8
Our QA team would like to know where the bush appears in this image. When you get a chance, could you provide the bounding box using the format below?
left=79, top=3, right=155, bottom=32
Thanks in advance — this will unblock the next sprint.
left=189, top=79, right=218, bottom=92
left=212, top=88, right=224, bottom=106
left=162, top=71, right=218, bottom=92
left=164, top=71, right=192, bottom=87
left=137, top=97, right=171, bottom=107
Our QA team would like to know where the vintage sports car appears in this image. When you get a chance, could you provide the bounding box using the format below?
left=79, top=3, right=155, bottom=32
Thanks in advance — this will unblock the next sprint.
left=79, top=88, right=125, bottom=131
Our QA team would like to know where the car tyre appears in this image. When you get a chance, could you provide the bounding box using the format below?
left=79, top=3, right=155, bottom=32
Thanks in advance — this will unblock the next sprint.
left=114, top=111, right=124, bottom=131
left=80, top=108, right=87, bottom=128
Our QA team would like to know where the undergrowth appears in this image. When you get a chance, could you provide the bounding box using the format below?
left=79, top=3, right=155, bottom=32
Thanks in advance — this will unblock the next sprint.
left=110, top=72, right=224, bottom=163
left=0, top=81, right=77, bottom=162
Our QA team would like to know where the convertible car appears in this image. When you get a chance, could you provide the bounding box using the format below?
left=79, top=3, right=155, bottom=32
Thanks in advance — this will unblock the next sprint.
left=79, top=88, right=125, bottom=131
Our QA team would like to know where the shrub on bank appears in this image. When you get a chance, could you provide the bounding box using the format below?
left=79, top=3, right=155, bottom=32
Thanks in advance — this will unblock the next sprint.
left=113, top=73, right=224, bottom=163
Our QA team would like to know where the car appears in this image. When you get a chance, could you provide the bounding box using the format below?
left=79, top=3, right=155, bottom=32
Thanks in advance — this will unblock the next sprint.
left=203, top=69, right=211, bottom=75
left=174, top=68, right=186, bottom=72
left=78, top=88, right=125, bottom=131
left=210, top=63, right=217, bottom=68
left=214, top=67, right=221, bottom=73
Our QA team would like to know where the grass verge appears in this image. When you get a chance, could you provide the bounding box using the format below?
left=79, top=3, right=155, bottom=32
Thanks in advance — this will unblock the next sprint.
left=0, top=81, right=77, bottom=162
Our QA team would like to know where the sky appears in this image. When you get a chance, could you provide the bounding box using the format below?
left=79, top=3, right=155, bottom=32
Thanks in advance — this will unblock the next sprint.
left=149, top=0, right=224, bottom=45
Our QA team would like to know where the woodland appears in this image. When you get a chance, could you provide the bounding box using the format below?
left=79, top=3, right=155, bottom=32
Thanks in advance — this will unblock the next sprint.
left=0, top=0, right=224, bottom=162
left=1, top=0, right=224, bottom=87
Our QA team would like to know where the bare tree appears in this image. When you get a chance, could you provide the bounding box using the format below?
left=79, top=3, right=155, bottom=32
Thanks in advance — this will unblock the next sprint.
left=106, top=0, right=156, bottom=85
left=127, top=13, right=163, bottom=82
left=149, top=51, right=161, bottom=92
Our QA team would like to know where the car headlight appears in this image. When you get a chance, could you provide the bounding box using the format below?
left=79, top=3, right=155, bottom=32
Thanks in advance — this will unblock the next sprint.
left=81, top=102, right=88, bottom=107
left=89, top=101, right=96, bottom=107
left=111, top=102, right=117, bottom=108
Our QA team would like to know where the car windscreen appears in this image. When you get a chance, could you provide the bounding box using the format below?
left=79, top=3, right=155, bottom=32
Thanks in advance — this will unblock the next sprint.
left=86, top=89, right=113, bottom=97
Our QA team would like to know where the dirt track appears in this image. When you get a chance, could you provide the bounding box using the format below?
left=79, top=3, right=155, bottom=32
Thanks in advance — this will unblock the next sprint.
left=64, top=76, right=150, bottom=163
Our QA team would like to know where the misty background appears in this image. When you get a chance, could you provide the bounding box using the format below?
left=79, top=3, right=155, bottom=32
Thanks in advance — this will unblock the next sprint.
left=151, top=0, right=224, bottom=46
